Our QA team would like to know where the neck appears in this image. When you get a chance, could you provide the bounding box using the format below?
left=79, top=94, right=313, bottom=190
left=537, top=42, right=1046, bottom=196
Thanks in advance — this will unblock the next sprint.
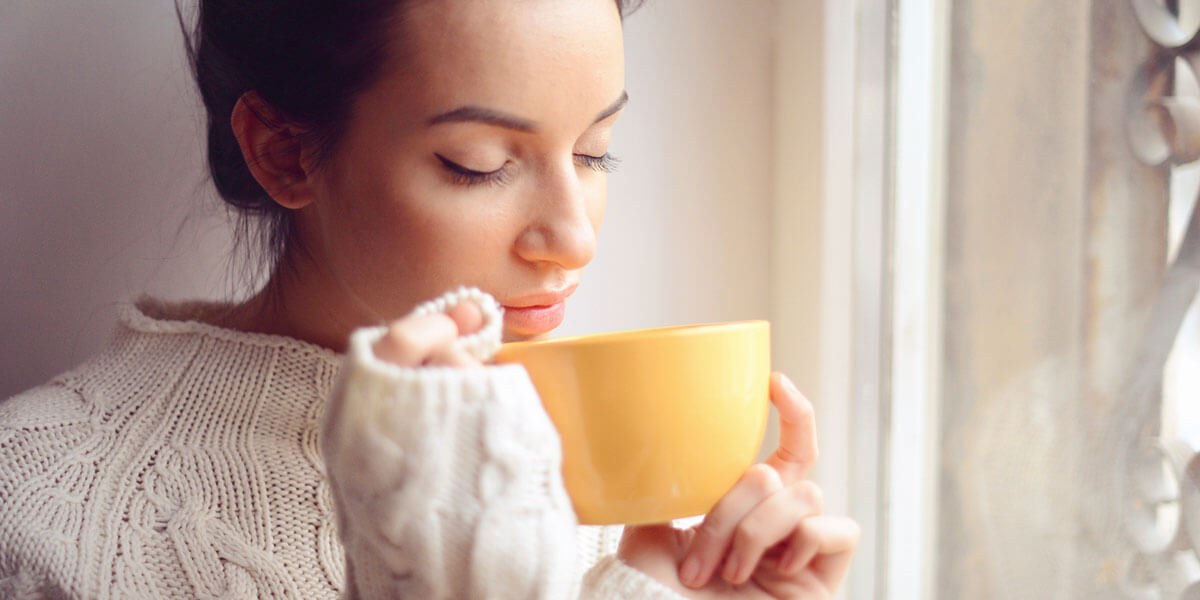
left=215, top=250, right=380, bottom=353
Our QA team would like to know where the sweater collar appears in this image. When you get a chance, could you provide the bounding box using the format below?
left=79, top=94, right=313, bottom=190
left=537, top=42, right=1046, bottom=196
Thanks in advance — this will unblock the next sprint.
left=118, top=295, right=343, bottom=369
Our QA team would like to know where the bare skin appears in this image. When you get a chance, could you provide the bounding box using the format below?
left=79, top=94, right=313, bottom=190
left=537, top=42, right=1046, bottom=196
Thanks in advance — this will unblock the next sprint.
left=228, top=0, right=858, bottom=596
left=226, top=0, right=621, bottom=348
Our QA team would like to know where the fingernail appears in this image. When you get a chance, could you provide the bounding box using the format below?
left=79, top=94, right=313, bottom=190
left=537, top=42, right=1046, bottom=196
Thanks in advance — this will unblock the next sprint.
left=679, top=555, right=701, bottom=587
left=722, top=556, right=739, bottom=583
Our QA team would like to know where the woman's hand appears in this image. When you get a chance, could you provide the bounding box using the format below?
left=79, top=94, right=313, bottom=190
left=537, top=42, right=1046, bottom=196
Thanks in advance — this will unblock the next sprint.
left=371, top=300, right=485, bottom=367
left=619, top=373, right=860, bottom=599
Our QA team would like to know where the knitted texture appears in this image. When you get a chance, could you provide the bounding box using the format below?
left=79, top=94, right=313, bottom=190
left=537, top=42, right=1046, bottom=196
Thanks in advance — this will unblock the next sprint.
left=0, top=298, right=345, bottom=599
left=0, top=296, right=683, bottom=599
left=323, top=288, right=684, bottom=599
left=582, top=556, right=694, bottom=599
left=405, top=285, right=505, bottom=361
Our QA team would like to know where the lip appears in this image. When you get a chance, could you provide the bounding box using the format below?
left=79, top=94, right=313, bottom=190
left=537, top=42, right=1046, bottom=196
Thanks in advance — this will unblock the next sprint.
left=501, top=283, right=578, bottom=336
left=503, top=283, right=579, bottom=309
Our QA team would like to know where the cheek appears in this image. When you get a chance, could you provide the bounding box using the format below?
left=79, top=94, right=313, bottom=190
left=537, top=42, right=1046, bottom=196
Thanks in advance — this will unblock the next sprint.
left=588, top=177, right=607, bottom=232
left=313, top=162, right=459, bottom=288
left=348, top=178, right=521, bottom=285
left=331, top=155, right=450, bottom=257
left=326, top=194, right=520, bottom=313
left=356, top=195, right=504, bottom=270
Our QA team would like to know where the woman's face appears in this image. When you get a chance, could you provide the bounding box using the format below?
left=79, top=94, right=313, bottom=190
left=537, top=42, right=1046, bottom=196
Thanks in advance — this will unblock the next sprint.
left=299, top=0, right=626, bottom=342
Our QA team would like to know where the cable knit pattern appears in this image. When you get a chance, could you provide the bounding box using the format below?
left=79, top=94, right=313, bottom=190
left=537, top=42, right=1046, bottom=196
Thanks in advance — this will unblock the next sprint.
left=0, top=298, right=346, bottom=599
left=0, top=295, right=685, bottom=599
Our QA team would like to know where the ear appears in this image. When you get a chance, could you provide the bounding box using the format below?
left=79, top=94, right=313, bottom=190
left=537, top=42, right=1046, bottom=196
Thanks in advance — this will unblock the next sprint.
left=230, top=92, right=319, bottom=210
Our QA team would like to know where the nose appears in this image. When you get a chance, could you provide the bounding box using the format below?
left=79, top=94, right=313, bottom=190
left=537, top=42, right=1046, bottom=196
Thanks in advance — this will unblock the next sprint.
left=513, top=166, right=598, bottom=271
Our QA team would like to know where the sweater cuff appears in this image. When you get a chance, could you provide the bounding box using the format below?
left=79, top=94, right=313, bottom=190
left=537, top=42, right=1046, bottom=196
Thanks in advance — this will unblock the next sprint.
left=582, top=556, right=689, bottom=600
left=324, top=325, right=578, bottom=598
left=333, top=324, right=560, bottom=461
left=350, top=284, right=505, bottom=366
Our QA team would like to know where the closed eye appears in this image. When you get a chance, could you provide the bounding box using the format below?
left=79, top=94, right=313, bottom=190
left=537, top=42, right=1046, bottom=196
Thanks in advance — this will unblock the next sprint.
left=436, top=153, right=512, bottom=187
left=574, top=153, right=619, bottom=173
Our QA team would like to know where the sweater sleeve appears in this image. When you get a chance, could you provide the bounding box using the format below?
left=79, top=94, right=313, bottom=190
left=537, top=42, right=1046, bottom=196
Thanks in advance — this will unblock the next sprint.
left=0, top=384, right=95, bottom=600
left=319, top=295, right=686, bottom=600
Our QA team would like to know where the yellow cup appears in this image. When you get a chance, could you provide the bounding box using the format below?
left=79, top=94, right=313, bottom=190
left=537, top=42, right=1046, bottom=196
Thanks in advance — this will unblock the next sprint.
left=494, top=320, right=770, bottom=525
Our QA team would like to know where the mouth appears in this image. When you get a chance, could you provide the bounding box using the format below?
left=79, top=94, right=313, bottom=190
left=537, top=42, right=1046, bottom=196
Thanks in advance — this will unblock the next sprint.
left=501, top=283, right=579, bottom=337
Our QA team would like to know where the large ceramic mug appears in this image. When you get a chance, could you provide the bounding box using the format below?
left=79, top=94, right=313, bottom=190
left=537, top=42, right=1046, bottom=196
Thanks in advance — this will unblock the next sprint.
left=494, top=320, right=771, bottom=525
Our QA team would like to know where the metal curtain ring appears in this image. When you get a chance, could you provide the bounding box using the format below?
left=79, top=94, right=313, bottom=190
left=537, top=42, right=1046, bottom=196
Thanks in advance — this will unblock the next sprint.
left=1131, top=0, right=1200, bottom=48
left=1183, top=449, right=1200, bottom=555
left=1129, top=49, right=1180, bottom=166
left=1150, top=96, right=1200, bottom=164
left=1123, top=438, right=1192, bottom=555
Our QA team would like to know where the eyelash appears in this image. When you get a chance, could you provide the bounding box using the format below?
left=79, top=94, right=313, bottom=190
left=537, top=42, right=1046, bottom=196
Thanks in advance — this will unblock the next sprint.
left=437, top=154, right=512, bottom=187
left=575, top=153, right=620, bottom=174
left=436, top=153, right=620, bottom=188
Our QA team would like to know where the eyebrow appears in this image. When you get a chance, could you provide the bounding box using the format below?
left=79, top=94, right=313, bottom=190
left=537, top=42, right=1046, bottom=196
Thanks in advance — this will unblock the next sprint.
left=427, top=90, right=629, bottom=132
left=593, top=91, right=629, bottom=123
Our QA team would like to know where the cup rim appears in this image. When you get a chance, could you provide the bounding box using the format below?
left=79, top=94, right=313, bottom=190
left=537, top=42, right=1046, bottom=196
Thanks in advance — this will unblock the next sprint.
left=499, top=319, right=769, bottom=351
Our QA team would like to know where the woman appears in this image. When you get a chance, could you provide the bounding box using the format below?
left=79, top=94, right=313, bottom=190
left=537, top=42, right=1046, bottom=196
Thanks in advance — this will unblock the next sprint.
left=0, top=0, right=858, bottom=598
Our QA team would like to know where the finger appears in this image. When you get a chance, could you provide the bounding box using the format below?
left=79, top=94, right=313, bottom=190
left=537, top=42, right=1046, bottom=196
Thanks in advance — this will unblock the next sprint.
left=678, top=464, right=782, bottom=589
left=808, top=516, right=860, bottom=594
left=722, top=480, right=824, bottom=585
left=423, top=342, right=481, bottom=367
left=765, top=372, right=818, bottom=482
left=373, top=313, right=461, bottom=366
left=445, top=300, right=484, bottom=336
left=616, top=523, right=693, bottom=590
left=779, top=515, right=860, bottom=587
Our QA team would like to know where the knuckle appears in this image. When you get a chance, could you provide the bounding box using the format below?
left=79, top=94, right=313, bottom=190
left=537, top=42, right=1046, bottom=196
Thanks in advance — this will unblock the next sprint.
left=694, top=518, right=725, bottom=545
left=732, top=516, right=766, bottom=549
left=686, top=526, right=723, bottom=560
left=384, top=323, right=421, bottom=353
left=775, top=444, right=807, bottom=467
left=690, top=520, right=717, bottom=544
left=846, top=518, right=863, bottom=545
left=795, top=480, right=825, bottom=514
left=743, top=463, right=783, bottom=496
left=429, top=344, right=474, bottom=368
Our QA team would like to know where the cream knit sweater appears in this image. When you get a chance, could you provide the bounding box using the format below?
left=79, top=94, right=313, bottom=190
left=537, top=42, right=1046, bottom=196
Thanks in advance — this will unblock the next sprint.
left=0, top=295, right=686, bottom=599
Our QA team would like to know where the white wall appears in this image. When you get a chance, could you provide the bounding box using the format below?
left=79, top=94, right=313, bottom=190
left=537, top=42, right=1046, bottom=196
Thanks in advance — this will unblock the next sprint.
left=559, top=0, right=775, bottom=336
left=0, top=0, right=777, bottom=398
left=0, top=3, right=233, bottom=397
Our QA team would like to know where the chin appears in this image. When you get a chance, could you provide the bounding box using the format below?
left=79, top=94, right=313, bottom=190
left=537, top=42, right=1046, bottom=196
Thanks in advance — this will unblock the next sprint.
left=502, top=329, right=551, bottom=343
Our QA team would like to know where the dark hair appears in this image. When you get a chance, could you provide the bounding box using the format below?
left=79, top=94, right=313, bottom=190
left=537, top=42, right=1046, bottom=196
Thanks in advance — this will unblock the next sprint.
left=180, top=0, right=644, bottom=273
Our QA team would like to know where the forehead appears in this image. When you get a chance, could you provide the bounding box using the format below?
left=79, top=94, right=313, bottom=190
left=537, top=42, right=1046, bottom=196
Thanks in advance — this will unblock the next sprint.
left=372, top=0, right=625, bottom=127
